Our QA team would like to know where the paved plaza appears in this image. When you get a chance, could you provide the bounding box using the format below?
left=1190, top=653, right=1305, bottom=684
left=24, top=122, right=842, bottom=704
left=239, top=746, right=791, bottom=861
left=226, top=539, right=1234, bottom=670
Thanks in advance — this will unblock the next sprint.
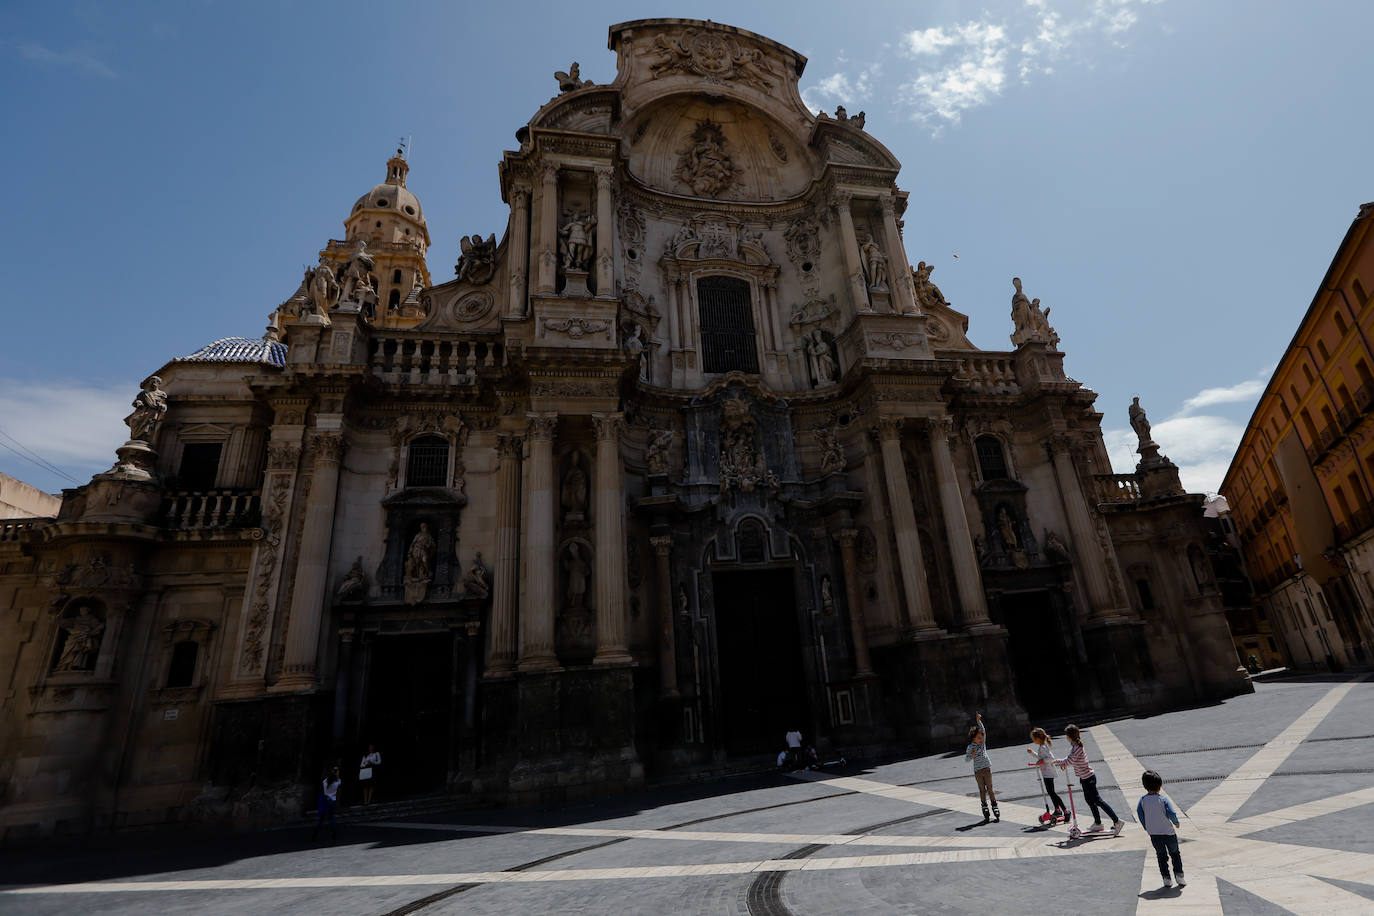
left=3, top=674, right=1372, bottom=915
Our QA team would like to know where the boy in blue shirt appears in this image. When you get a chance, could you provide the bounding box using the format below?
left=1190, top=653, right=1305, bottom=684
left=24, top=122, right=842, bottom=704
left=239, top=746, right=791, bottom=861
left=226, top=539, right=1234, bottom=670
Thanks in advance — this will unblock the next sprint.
left=1137, top=769, right=1185, bottom=888
left=964, top=712, right=999, bottom=823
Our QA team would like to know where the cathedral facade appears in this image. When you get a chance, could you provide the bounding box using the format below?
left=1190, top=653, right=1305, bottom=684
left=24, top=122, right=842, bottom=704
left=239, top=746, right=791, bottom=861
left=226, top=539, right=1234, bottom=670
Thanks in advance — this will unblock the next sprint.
left=0, top=19, right=1248, bottom=838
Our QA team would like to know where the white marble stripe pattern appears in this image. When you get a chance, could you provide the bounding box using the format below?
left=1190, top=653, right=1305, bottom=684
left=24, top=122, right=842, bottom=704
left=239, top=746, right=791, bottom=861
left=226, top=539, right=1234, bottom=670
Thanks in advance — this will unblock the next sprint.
left=1214, top=784, right=1374, bottom=837
left=791, top=772, right=1049, bottom=827
left=1217, top=869, right=1374, bottom=915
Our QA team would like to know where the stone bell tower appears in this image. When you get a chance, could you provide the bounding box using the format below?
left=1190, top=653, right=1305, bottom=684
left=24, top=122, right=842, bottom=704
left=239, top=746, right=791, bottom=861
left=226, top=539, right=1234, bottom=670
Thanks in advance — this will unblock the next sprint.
left=337, top=149, right=433, bottom=325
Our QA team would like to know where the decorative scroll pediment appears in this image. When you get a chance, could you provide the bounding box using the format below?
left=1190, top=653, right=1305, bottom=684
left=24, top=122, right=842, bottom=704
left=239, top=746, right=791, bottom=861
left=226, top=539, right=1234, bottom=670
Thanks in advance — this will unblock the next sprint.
left=662, top=213, right=770, bottom=266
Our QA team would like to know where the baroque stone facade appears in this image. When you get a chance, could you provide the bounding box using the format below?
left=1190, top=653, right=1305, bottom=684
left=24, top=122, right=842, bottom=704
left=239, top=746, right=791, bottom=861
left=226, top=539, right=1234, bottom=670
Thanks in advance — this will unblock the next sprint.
left=0, top=19, right=1248, bottom=839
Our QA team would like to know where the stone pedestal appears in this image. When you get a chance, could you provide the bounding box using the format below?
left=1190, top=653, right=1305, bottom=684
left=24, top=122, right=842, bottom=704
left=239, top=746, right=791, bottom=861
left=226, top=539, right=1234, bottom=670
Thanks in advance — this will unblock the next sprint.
left=867, top=287, right=891, bottom=313
left=561, top=268, right=591, bottom=299
left=106, top=440, right=159, bottom=482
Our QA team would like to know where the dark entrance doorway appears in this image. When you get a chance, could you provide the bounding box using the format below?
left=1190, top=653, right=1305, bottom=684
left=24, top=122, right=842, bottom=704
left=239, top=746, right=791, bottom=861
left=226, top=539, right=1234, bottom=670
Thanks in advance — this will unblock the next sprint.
left=363, top=633, right=453, bottom=797
left=712, top=568, right=808, bottom=755
left=999, top=591, right=1072, bottom=717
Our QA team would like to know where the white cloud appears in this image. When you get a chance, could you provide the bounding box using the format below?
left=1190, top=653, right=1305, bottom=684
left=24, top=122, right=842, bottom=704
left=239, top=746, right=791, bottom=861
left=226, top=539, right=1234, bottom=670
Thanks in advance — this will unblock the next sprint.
left=905, top=27, right=958, bottom=56
left=1106, top=414, right=1245, bottom=496
left=0, top=378, right=131, bottom=492
left=1179, top=378, right=1267, bottom=414
left=16, top=42, right=117, bottom=79
left=898, top=21, right=1009, bottom=128
left=802, top=63, right=881, bottom=111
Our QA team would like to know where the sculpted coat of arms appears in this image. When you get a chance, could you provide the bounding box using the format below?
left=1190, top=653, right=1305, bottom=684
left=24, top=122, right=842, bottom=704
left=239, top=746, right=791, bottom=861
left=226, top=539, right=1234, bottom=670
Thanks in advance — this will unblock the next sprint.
left=675, top=121, right=740, bottom=198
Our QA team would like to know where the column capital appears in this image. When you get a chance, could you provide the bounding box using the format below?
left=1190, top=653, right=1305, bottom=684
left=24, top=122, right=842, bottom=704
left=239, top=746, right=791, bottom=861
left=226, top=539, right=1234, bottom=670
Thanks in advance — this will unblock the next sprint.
left=310, top=432, right=346, bottom=462
left=649, top=535, right=672, bottom=556
left=266, top=443, right=301, bottom=470
left=594, top=165, right=615, bottom=188
left=928, top=415, right=957, bottom=443
left=510, top=182, right=532, bottom=205
left=496, top=433, right=525, bottom=460
left=873, top=415, right=904, bottom=441
left=831, top=188, right=854, bottom=209
left=538, top=162, right=560, bottom=186
left=592, top=411, right=626, bottom=441
left=526, top=413, right=558, bottom=442
left=878, top=192, right=897, bottom=216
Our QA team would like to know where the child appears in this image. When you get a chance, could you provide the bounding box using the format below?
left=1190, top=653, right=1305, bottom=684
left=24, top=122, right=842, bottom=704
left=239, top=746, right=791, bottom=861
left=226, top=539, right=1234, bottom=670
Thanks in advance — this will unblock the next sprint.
left=964, top=712, right=1000, bottom=823
left=1026, top=727, right=1067, bottom=823
left=312, top=765, right=341, bottom=841
left=1056, top=725, right=1124, bottom=836
left=1137, top=769, right=1185, bottom=888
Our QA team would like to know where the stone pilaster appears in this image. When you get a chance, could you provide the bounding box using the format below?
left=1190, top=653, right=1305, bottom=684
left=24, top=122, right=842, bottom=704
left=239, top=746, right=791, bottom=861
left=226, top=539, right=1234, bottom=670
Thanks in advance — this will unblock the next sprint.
left=594, top=166, right=615, bottom=298
left=535, top=163, right=559, bottom=296
left=507, top=183, right=531, bottom=317
left=650, top=536, right=679, bottom=696
left=519, top=414, right=559, bottom=670
left=274, top=432, right=345, bottom=691
left=879, top=193, right=918, bottom=315
left=487, top=432, right=524, bottom=676
left=929, top=418, right=993, bottom=629
left=875, top=416, right=941, bottom=634
left=835, top=528, right=875, bottom=676
left=833, top=189, right=871, bottom=315
left=592, top=412, right=632, bottom=664
left=1049, top=435, right=1129, bottom=620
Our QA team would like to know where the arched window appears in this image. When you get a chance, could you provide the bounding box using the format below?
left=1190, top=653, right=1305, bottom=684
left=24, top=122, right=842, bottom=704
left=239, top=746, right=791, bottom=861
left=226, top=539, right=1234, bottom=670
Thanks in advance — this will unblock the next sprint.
left=697, top=276, right=758, bottom=374
left=166, top=640, right=198, bottom=688
left=975, top=436, right=1009, bottom=481
left=738, top=520, right=766, bottom=563
left=406, top=435, right=449, bottom=487
left=392, top=269, right=403, bottom=283
left=388, top=288, right=401, bottom=309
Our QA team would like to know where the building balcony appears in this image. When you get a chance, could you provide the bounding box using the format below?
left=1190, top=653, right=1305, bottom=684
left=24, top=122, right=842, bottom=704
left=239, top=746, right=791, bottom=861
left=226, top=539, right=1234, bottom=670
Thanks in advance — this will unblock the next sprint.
left=1093, top=473, right=1141, bottom=504
left=160, top=489, right=261, bottom=530
left=0, top=517, right=51, bottom=543
left=368, top=334, right=506, bottom=387
left=1335, top=506, right=1374, bottom=544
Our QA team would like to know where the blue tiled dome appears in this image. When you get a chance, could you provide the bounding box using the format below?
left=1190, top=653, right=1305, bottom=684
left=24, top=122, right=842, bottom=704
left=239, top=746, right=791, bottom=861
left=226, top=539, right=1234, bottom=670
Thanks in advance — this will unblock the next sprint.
left=178, top=337, right=287, bottom=367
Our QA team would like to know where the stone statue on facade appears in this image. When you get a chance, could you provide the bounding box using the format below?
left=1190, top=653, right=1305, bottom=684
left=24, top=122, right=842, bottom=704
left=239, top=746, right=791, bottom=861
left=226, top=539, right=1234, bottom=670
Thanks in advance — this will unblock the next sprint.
left=913, top=262, right=948, bottom=311
left=340, top=239, right=377, bottom=308
left=337, top=557, right=367, bottom=601
left=303, top=256, right=341, bottom=318
left=1010, top=277, right=1060, bottom=349
left=1129, top=397, right=1155, bottom=447
left=555, top=61, right=592, bottom=93
left=559, top=210, right=597, bottom=271
left=807, top=329, right=838, bottom=387
left=125, top=376, right=168, bottom=444
left=677, top=583, right=689, bottom=619
left=1044, top=529, right=1071, bottom=562
left=563, top=542, right=589, bottom=609
left=403, top=523, right=436, bottom=605
left=562, top=452, right=588, bottom=522
left=646, top=427, right=673, bottom=476
left=718, top=397, right=778, bottom=493
left=54, top=606, right=104, bottom=673
left=624, top=322, right=648, bottom=381
left=674, top=120, right=739, bottom=198
left=462, top=551, right=490, bottom=599
left=455, top=233, right=497, bottom=284
left=858, top=230, right=888, bottom=290
left=820, top=575, right=836, bottom=613
left=814, top=421, right=846, bottom=475
left=996, top=506, right=1020, bottom=551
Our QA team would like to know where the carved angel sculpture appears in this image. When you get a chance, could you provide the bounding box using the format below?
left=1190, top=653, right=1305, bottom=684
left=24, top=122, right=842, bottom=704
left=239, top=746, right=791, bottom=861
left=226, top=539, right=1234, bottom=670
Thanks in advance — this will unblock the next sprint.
left=455, top=233, right=496, bottom=284
left=555, top=61, right=591, bottom=93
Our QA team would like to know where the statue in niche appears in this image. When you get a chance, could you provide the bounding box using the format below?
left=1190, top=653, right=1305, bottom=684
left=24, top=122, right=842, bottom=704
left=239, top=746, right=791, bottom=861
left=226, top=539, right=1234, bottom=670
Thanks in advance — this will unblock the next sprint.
left=563, top=542, right=590, bottom=609
left=718, top=397, right=778, bottom=493
left=337, top=557, right=367, bottom=601
left=820, top=575, right=836, bottom=614
left=340, top=238, right=377, bottom=305
left=303, top=256, right=340, bottom=317
left=1129, top=397, right=1155, bottom=447
left=561, top=453, right=588, bottom=522
left=559, top=210, right=597, bottom=271
left=403, top=523, right=436, bottom=605
left=125, top=376, right=168, bottom=443
left=674, top=120, right=740, bottom=198
left=455, top=233, right=497, bottom=284
left=623, top=322, right=648, bottom=381
left=462, top=551, right=489, bottom=599
left=858, top=230, right=888, bottom=290
left=646, top=427, right=673, bottom=476
left=54, top=606, right=104, bottom=673
left=996, top=506, right=1020, bottom=551
left=807, top=329, right=838, bottom=387
left=677, top=583, right=689, bottom=619
left=555, top=61, right=592, bottom=93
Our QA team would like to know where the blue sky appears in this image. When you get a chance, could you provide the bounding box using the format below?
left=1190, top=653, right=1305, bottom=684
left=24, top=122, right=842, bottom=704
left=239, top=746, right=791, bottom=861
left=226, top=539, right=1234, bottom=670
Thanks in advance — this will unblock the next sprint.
left=1, top=0, right=1370, bottom=497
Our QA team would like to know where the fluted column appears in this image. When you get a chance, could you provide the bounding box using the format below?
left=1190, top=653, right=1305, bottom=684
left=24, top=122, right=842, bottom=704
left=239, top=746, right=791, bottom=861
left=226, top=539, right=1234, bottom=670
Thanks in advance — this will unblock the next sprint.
left=833, top=189, right=871, bottom=314
left=875, top=416, right=941, bottom=634
left=519, top=414, right=559, bottom=669
left=275, top=432, right=345, bottom=690
left=879, top=193, right=918, bottom=315
left=594, top=166, right=615, bottom=298
left=835, top=528, right=875, bottom=676
left=650, top=536, right=679, bottom=696
left=1049, top=435, right=1127, bottom=620
left=507, top=183, right=531, bottom=317
left=592, top=412, right=632, bottom=664
left=487, top=432, right=524, bottom=675
left=929, top=418, right=993, bottom=628
left=535, top=163, right=559, bottom=295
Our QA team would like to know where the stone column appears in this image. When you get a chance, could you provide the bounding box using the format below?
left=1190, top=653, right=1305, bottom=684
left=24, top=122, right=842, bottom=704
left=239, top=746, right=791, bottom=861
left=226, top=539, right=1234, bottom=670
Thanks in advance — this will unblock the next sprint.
left=833, top=189, right=871, bottom=314
left=487, top=432, right=523, bottom=675
left=874, top=416, right=941, bottom=634
left=519, top=414, right=559, bottom=670
left=835, top=528, right=875, bottom=676
left=594, top=166, right=615, bottom=298
left=929, top=418, right=993, bottom=628
left=592, top=412, right=632, bottom=664
left=1049, top=435, right=1127, bottom=620
left=650, top=535, right=679, bottom=696
left=879, top=193, right=918, bottom=315
left=535, top=163, right=559, bottom=296
left=275, top=432, right=345, bottom=690
left=507, top=183, right=531, bottom=317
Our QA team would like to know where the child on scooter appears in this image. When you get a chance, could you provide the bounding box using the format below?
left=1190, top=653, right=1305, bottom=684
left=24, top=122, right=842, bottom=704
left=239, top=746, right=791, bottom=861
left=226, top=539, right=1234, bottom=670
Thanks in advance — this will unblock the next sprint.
left=1027, top=727, right=1067, bottom=823
left=964, top=712, right=999, bottom=823
left=1056, top=724, right=1125, bottom=836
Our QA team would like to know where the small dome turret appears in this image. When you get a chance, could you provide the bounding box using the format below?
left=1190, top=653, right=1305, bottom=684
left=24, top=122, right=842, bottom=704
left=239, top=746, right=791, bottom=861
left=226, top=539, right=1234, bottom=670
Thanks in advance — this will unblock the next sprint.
left=345, top=149, right=430, bottom=248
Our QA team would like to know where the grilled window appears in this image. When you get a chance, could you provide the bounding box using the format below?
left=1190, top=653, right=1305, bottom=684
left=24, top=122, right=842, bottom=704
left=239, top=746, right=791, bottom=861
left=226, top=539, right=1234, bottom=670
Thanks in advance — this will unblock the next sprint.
left=406, top=435, right=449, bottom=487
left=975, top=436, right=1008, bottom=481
left=697, top=276, right=759, bottom=374
left=179, top=442, right=223, bottom=490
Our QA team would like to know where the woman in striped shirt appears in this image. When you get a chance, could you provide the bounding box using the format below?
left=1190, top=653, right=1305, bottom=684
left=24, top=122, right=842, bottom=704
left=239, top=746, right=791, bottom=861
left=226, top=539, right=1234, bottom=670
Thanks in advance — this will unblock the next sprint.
left=1056, top=724, right=1125, bottom=835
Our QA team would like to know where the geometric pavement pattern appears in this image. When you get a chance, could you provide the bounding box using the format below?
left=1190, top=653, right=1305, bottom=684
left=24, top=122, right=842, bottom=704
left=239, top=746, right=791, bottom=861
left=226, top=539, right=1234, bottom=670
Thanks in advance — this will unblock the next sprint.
left=3, top=675, right=1371, bottom=915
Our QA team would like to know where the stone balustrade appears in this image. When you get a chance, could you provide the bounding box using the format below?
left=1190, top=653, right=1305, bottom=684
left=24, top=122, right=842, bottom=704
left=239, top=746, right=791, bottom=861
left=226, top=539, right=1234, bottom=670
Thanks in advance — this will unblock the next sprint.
left=950, top=353, right=1020, bottom=394
left=0, top=518, right=51, bottom=543
left=368, top=335, right=505, bottom=385
left=1093, top=473, right=1142, bottom=504
left=161, top=489, right=261, bottom=530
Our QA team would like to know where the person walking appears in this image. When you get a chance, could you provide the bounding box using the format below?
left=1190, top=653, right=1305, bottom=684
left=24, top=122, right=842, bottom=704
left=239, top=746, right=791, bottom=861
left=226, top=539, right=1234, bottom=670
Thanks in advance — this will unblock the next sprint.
left=1055, top=725, right=1124, bottom=836
left=1138, top=769, right=1185, bottom=888
left=312, top=765, right=341, bottom=841
left=964, top=712, right=999, bottom=823
left=359, top=744, right=381, bottom=806
left=1026, top=727, right=1067, bottom=823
